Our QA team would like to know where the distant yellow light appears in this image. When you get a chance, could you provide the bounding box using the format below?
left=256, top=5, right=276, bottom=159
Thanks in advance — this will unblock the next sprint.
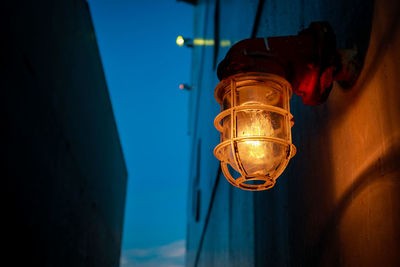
left=220, top=40, right=231, bottom=47
left=193, top=38, right=215, bottom=46
left=176, top=36, right=184, bottom=46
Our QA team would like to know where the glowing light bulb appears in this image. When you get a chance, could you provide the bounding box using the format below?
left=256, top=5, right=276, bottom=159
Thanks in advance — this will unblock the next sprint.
left=245, top=141, right=264, bottom=159
left=176, top=36, right=184, bottom=46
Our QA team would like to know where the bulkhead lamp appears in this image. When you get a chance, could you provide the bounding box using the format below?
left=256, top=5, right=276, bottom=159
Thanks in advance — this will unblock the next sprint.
left=214, top=73, right=296, bottom=191
left=213, top=22, right=358, bottom=191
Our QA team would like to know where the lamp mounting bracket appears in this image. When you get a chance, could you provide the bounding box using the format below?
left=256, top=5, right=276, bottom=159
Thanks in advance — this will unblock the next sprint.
left=217, top=22, right=356, bottom=105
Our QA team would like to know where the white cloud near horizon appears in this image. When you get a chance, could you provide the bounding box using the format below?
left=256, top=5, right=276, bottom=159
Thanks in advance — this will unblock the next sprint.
left=121, top=239, right=185, bottom=267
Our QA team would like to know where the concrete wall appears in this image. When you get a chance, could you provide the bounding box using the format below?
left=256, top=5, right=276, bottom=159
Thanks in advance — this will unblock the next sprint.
left=2, top=1, right=127, bottom=266
left=186, top=0, right=400, bottom=266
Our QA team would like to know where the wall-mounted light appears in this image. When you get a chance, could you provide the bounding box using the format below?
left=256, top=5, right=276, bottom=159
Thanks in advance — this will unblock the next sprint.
left=179, top=83, right=193, bottom=90
left=176, top=35, right=232, bottom=48
left=214, top=72, right=295, bottom=191
left=176, top=35, right=185, bottom=46
left=176, top=35, right=193, bottom=47
left=213, top=22, right=358, bottom=191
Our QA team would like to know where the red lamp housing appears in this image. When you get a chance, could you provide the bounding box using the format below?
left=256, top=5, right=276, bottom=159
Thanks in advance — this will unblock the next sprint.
left=217, top=22, right=345, bottom=106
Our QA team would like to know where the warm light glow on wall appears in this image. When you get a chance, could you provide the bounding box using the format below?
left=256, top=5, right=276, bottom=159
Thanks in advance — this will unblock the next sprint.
left=193, top=38, right=215, bottom=46
left=214, top=72, right=296, bottom=191
left=219, top=40, right=231, bottom=47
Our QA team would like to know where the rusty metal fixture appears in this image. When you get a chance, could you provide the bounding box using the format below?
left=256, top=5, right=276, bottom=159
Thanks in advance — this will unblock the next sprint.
left=213, top=22, right=361, bottom=191
left=213, top=72, right=296, bottom=190
left=217, top=22, right=359, bottom=106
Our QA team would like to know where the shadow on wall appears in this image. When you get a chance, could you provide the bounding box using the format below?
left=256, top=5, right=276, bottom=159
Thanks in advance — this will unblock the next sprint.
left=301, top=0, right=400, bottom=266
left=307, top=139, right=400, bottom=266
left=254, top=0, right=378, bottom=266
left=287, top=0, right=398, bottom=266
left=328, top=0, right=400, bottom=121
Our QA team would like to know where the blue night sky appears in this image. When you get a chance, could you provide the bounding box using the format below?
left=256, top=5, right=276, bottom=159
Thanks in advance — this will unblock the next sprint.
left=87, top=1, right=193, bottom=266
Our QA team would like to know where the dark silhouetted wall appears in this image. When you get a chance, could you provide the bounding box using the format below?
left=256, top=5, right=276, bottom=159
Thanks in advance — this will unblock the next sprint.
left=2, top=1, right=127, bottom=266
left=186, top=0, right=400, bottom=266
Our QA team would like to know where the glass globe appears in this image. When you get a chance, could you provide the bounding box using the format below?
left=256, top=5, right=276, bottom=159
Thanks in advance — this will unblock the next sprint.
left=214, top=72, right=296, bottom=191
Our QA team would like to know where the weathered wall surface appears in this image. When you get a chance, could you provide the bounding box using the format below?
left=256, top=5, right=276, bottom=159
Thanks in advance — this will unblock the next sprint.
left=186, top=0, right=400, bottom=266
left=2, top=1, right=127, bottom=266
